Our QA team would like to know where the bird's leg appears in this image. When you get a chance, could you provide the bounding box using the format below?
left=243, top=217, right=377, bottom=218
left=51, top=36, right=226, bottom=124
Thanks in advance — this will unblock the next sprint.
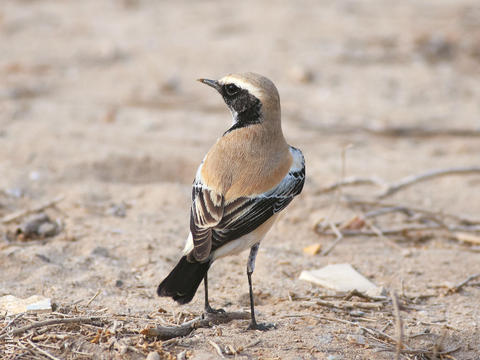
left=203, top=273, right=225, bottom=314
left=246, top=243, right=275, bottom=331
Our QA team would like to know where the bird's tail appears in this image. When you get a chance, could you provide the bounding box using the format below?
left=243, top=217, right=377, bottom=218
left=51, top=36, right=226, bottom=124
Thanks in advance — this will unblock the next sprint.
left=157, top=255, right=210, bottom=304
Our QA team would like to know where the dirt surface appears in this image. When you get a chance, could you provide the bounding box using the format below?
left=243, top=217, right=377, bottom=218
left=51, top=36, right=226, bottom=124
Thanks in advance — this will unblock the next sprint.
left=1, top=0, right=480, bottom=359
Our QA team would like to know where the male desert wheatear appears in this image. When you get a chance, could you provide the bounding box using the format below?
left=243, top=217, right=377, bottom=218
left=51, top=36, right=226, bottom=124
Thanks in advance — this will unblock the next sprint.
left=157, top=72, right=305, bottom=330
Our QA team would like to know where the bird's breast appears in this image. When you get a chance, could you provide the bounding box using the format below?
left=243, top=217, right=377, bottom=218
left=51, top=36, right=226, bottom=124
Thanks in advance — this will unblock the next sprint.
left=200, top=128, right=292, bottom=201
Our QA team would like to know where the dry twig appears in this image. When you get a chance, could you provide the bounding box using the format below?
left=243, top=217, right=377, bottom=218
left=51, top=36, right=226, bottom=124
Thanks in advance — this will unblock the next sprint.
left=85, top=290, right=101, bottom=307
left=0, top=316, right=101, bottom=340
left=343, top=289, right=387, bottom=302
left=316, top=224, right=480, bottom=238
left=0, top=313, right=24, bottom=337
left=347, top=199, right=480, bottom=225
left=317, top=167, right=480, bottom=199
left=288, top=313, right=461, bottom=358
left=316, top=176, right=386, bottom=195
left=141, top=311, right=250, bottom=340
left=27, top=339, right=62, bottom=360
left=208, top=340, right=225, bottom=358
left=377, top=166, right=480, bottom=199
left=449, top=273, right=480, bottom=294
left=320, top=221, right=344, bottom=256
left=1, top=195, right=65, bottom=224
left=391, top=291, right=403, bottom=360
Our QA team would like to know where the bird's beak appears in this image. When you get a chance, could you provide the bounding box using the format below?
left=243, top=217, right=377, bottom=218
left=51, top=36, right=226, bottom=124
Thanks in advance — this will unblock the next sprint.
left=197, top=78, right=222, bottom=91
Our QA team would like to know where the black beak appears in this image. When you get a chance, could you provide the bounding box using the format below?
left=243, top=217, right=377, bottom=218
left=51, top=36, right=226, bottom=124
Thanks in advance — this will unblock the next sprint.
left=197, top=78, right=222, bottom=91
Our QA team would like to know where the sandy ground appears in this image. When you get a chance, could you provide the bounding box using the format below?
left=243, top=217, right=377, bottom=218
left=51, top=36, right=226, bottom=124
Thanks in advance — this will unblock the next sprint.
left=1, top=0, right=480, bottom=359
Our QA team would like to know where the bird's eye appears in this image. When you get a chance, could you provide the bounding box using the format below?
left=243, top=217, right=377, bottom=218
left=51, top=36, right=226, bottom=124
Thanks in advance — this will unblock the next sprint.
left=225, top=83, right=240, bottom=96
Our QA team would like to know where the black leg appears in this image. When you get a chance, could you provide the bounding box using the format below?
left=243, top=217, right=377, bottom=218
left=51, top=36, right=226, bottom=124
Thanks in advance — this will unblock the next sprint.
left=204, top=273, right=224, bottom=314
left=246, top=243, right=274, bottom=331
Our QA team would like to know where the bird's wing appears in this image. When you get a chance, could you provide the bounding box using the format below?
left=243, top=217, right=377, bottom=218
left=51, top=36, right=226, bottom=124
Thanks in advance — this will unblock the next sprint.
left=190, top=147, right=305, bottom=260
left=211, top=155, right=305, bottom=250
left=189, top=178, right=224, bottom=262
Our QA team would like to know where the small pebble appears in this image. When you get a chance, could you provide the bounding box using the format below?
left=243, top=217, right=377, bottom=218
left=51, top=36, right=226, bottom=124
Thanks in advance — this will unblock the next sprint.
left=349, top=310, right=365, bottom=317
left=327, top=355, right=343, bottom=360
left=146, top=351, right=161, bottom=360
left=37, top=222, right=58, bottom=237
left=91, top=246, right=110, bottom=257
left=107, top=203, right=127, bottom=217
left=17, top=213, right=59, bottom=238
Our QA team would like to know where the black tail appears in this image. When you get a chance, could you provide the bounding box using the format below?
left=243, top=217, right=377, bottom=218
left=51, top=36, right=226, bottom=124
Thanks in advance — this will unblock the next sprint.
left=157, top=256, right=210, bottom=304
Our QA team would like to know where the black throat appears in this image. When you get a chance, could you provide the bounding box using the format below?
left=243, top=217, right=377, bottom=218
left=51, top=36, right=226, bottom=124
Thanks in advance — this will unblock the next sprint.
left=223, top=93, right=262, bottom=135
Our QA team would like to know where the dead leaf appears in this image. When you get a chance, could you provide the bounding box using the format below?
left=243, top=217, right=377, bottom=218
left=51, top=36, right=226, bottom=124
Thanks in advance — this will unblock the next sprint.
left=303, top=244, right=322, bottom=256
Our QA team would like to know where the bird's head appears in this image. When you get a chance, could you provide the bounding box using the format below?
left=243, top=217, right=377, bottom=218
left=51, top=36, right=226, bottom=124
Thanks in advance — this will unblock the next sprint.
left=198, top=72, right=281, bottom=132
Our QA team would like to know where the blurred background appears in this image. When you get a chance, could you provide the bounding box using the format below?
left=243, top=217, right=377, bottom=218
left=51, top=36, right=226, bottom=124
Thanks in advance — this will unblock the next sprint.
left=1, top=0, right=480, bottom=188
left=1, top=0, right=480, bottom=358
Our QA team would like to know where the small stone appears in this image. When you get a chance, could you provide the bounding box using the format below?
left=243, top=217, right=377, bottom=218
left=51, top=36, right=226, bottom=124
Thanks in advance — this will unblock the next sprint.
left=349, top=310, right=365, bottom=317
left=115, top=280, right=124, bottom=288
left=146, top=351, right=161, bottom=360
left=91, top=246, right=110, bottom=257
left=402, top=249, right=413, bottom=257
left=16, top=213, right=60, bottom=239
left=327, top=355, right=343, bottom=360
left=107, top=203, right=127, bottom=218
left=303, top=243, right=322, bottom=256
left=37, top=222, right=58, bottom=237
left=18, top=213, right=49, bottom=237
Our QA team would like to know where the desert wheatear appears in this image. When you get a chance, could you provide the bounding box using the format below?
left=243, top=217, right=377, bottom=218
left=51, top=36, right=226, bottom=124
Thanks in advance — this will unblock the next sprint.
left=157, top=72, right=305, bottom=330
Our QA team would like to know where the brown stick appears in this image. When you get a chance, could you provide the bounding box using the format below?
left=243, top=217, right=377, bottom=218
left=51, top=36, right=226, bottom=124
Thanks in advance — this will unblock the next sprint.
left=316, top=224, right=480, bottom=237
left=316, top=176, right=386, bottom=195
left=346, top=199, right=480, bottom=225
left=377, top=166, right=480, bottom=199
left=449, top=273, right=480, bottom=293
left=0, top=316, right=101, bottom=340
left=142, top=311, right=250, bottom=340
left=391, top=291, right=403, bottom=360
left=208, top=340, right=225, bottom=358
left=343, top=289, right=388, bottom=302
left=317, top=167, right=480, bottom=200
left=27, top=339, right=62, bottom=360
left=320, top=222, right=344, bottom=256
left=1, top=195, right=65, bottom=224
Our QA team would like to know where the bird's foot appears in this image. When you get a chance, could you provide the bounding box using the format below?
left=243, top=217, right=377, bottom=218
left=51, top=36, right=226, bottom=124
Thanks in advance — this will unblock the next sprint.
left=247, top=321, right=276, bottom=331
left=204, top=305, right=226, bottom=315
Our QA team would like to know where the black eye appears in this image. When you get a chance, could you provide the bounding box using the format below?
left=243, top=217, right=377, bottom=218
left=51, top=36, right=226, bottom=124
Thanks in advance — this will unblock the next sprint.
left=224, top=83, right=240, bottom=96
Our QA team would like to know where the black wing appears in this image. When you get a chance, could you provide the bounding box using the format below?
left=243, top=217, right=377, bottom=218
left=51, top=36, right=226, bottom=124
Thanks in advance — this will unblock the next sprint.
left=189, top=147, right=305, bottom=260
left=210, top=164, right=305, bottom=251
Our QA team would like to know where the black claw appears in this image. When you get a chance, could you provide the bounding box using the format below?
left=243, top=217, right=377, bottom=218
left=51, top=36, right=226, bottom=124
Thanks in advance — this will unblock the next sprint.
left=205, top=305, right=226, bottom=314
left=247, top=321, right=275, bottom=331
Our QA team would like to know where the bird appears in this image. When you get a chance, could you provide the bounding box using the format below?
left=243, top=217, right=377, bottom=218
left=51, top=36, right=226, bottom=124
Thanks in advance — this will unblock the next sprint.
left=157, top=72, right=305, bottom=330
